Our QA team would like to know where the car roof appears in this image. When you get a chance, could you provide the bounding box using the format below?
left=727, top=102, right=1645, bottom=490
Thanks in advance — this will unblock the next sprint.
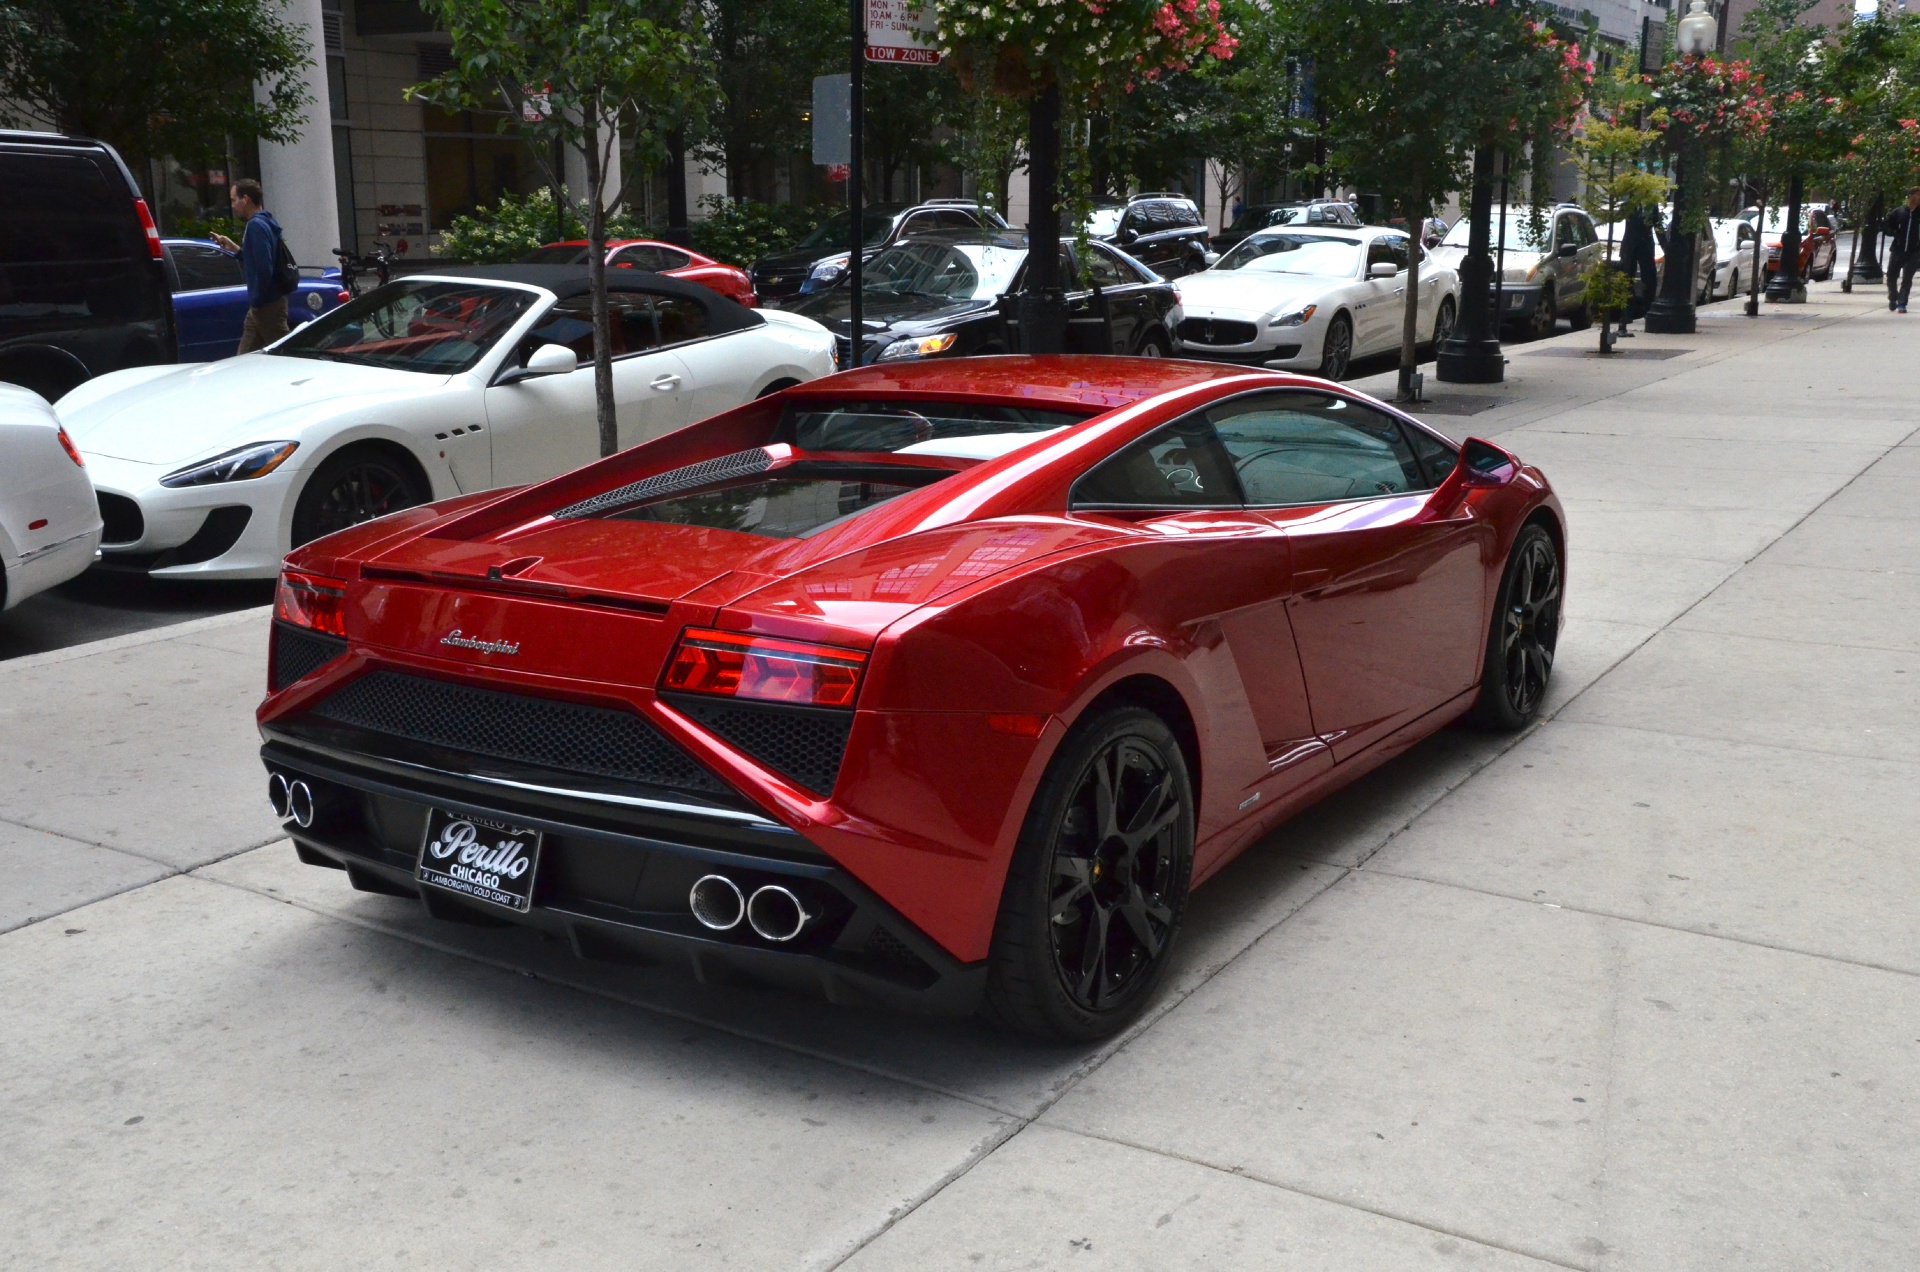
left=1246, top=225, right=1375, bottom=243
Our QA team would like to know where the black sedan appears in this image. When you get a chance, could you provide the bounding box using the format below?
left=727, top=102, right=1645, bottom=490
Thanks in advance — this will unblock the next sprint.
left=790, top=232, right=1181, bottom=367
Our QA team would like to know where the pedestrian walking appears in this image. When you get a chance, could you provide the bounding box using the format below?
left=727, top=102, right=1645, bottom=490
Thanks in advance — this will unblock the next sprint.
left=1881, top=187, right=1920, bottom=313
left=1620, top=205, right=1659, bottom=330
left=210, top=179, right=294, bottom=353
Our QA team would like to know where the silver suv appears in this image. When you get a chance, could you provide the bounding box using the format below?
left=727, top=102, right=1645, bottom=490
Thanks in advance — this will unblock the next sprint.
left=1428, top=204, right=1605, bottom=340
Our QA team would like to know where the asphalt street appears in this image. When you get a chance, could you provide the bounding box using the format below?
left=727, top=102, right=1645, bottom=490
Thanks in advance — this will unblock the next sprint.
left=3, top=281, right=1916, bottom=1270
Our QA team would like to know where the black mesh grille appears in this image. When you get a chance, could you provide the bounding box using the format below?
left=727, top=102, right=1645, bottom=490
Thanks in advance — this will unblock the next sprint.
left=97, top=492, right=144, bottom=544
left=1178, top=317, right=1260, bottom=346
left=311, top=672, right=723, bottom=792
left=670, top=696, right=853, bottom=796
left=272, top=622, right=346, bottom=690
left=554, top=448, right=772, bottom=519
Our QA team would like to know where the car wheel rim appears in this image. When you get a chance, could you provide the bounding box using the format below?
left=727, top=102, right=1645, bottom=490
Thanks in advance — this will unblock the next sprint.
left=1435, top=302, right=1455, bottom=346
left=314, top=462, right=413, bottom=538
left=1324, top=324, right=1351, bottom=379
left=1048, top=736, right=1184, bottom=1012
left=1531, top=295, right=1554, bottom=339
left=1500, top=536, right=1561, bottom=718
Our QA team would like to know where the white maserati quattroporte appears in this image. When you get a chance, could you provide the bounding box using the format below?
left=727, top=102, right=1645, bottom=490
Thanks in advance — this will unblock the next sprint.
left=57, top=265, right=835, bottom=579
left=1174, top=227, right=1459, bottom=381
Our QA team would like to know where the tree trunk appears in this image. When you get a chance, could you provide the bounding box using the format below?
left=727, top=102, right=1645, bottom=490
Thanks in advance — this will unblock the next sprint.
left=1396, top=186, right=1424, bottom=403
left=583, top=122, right=617, bottom=458
left=666, top=128, right=688, bottom=231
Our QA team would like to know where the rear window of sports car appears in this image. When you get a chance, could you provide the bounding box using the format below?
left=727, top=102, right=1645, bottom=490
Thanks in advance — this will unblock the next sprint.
left=611, top=463, right=950, bottom=539
left=781, top=400, right=1091, bottom=455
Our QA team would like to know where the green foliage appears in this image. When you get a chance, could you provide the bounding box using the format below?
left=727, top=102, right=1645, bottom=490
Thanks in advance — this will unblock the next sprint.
left=956, top=91, right=1027, bottom=216
left=699, top=0, right=840, bottom=193
left=0, top=0, right=313, bottom=172
left=432, top=188, right=652, bottom=263
left=1581, top=258, right=1635, bottom=322
left=1574, top=116, right=1669, bottom=230
left=686, top=197, right=836, bottom=268
left=169, top=211, right=244, bottom=243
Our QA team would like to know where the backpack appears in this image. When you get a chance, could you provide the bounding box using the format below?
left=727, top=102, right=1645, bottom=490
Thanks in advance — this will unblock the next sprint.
left=272, top=231, right=300, bottom=298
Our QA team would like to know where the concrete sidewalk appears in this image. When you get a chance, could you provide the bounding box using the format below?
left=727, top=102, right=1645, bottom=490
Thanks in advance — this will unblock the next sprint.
left=3, top=288, right=1916, bottom=1270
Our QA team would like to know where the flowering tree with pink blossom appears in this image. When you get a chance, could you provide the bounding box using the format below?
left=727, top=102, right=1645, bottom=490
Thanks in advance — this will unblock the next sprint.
left=1296, top=0, right=1589, bottom=398
left=923, top=0, right=1238, bottom=350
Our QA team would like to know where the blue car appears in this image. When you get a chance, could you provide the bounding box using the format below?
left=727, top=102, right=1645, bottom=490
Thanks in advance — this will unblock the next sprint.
left=162, top=239, right=346, bottom=362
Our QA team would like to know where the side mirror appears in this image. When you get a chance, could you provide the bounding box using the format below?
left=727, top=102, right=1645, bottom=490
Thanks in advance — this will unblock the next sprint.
left=1459, top=436, right=1518, bottom=486
left=498, top=342, right=577, bottom=384
left=1557, top=243, right=1578, bottom=259
left=1369, top=261, right=1399, bottom=279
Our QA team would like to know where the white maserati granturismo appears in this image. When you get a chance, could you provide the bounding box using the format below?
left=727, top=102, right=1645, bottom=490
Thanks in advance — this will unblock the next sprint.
left=1173, top=226, right=1458, bottom=381
left=57, top=266, right=835, bottom=579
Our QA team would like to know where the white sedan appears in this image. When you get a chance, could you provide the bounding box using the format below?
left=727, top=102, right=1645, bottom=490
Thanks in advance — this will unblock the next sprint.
left=1172, top=227, right=1459, bottom=380
left=57, top=266, right=834, bottom=580
left=0, top=383, right=101, bottom=610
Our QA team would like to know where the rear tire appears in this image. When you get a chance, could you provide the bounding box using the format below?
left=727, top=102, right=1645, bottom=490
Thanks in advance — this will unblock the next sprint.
left=1467, top=524, right=1562, bottom=731
left=1568, top=303, right=1593, bottom=331
left=1431, top=298, right=1456, bottom=348
left=1134, top=331, right=1169, bottom=358
left=984, top=706, right=1195, bottom=1043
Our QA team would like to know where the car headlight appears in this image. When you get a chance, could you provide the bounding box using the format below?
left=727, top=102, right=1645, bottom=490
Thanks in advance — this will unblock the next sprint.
left=160, top=441, right=299, bottom=488
left=876, top=333, right=958, bottom=361
left=809, top=256, right=849, bottom=285
left=1268, top=304, right=1317, bottom=328
left=1499, top=265, right=1534, bottom=283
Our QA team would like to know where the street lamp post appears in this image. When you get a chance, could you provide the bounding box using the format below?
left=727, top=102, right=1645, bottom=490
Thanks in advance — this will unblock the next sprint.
left=1645, top=0, right=1720, bottom=335
left=1436, top=145, right=1504, bottom=383
left=1765, top=172, right=1808, bottom=302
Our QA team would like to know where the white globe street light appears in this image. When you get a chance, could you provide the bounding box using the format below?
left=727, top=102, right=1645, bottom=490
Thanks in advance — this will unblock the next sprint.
left=1677, top=1, right=1718, bottom=58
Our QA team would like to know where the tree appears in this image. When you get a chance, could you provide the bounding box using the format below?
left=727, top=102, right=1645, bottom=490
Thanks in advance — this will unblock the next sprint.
left=0, top=0, right=311, bottom=187
left=1571, top=110, right=1668, bottom=352
left=956, top=90, right=1027, bottom=217
left=1296, top=0, right=1586, bottom=399
left=928, top=0, right=1236, bottom=351
left=413, top=0, right=712, bottom=458
left=700, top=0, right=840, bottom=200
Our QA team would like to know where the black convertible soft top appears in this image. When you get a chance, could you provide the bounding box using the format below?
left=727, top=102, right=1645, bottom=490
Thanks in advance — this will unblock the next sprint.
left=419, top=264, right=764, bottom=336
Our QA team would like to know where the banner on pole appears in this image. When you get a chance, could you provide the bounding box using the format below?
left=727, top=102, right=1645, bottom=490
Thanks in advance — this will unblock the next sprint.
left=812, top=73, right=852, bottom=166
left=865, top=0, right=941, bottom=64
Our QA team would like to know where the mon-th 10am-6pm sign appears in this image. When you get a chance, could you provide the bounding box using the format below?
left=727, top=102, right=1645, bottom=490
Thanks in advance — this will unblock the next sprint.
left=866, top=0, right=941, bottom=64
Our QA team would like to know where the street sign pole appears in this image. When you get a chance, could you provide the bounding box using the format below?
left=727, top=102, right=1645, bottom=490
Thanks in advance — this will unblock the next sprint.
left=848, top=0, right=865, bottom=368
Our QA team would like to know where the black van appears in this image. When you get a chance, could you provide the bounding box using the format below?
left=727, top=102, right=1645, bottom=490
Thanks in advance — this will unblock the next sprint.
left=0, top=130, right=177, bottom=401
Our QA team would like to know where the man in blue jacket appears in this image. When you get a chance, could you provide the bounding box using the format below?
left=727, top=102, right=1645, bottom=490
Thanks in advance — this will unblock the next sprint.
left=210, top=179, right=290, bottom=352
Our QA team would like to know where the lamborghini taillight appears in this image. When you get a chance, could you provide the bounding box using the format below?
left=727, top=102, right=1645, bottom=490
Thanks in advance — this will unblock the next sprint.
left=275, top=569, right=347, bottom=638
left=662, top=627, right=867, bottom=708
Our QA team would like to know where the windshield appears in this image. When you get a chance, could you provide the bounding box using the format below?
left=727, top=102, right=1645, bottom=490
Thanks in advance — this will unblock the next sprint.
left=1215, top=233, right=1361, bottom=277
left=1440, top=213, right=1551, bottom=251
left=1085, top=207, right=1124, bottom=238
left=272, top=280, right=535, bottom=373
left=794, top=209, right=898, bottom=252
left=860, top=241, right=1026, bottom=301
left=519, top=244, right=591, bottom=264
left=784, top=400, right=1090, bottom=455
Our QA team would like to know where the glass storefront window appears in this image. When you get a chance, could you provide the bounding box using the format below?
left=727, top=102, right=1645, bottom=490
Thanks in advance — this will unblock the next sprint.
left=423, top=106, right=541, bottom=230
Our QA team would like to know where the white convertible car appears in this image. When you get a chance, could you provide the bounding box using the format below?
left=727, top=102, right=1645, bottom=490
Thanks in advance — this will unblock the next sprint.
left=57, top=266, right=835, bottom=579
left=1173, top=226, right=1459, bottom=380
left=0, top=383, right=101, bottom=611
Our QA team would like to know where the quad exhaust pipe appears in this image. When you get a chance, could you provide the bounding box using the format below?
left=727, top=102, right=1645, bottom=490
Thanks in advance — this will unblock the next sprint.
left=267, top=773, right=315, bottom=828
left=686, top=875, right=814, bottom=943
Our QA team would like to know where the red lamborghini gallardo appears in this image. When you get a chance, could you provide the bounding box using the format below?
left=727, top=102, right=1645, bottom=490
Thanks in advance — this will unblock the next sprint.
left=257, top=357, right=1564, bottom=1041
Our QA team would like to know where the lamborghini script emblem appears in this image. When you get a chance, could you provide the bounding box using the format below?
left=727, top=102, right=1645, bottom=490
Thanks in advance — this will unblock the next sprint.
left=440, top=630, right=520, bottom=656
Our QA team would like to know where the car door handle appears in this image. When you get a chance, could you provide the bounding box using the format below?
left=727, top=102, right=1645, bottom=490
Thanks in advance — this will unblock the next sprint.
left=650, top=374, right=681, bottom=391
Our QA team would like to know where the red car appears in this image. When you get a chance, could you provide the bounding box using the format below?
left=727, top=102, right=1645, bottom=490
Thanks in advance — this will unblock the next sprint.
left=1758, top=208, right=1839, bottom=282
left=521, top=238, right=758, bottom=307
left=257, top=358, right=1565, bottom=1041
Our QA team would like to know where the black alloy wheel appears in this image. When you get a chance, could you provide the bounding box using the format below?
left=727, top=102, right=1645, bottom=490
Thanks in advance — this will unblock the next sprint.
left=1431, top=298, right=1456, bottom=348
left=1469, top=523, right=1562, bottom=730
left=1318, top=314, right=1353, bottom=380
left=291, top=448, right=429, bottom=547
left=985, top=706, right=1194, bottom=1041
left=1135, top=332, right=1168, bottom=358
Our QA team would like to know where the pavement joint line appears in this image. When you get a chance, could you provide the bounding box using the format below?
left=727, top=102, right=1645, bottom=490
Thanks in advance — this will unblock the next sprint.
left=1033, top=1123, right=1593, bottom=1272
left=1345, top=866, right=1920, bottom=982
left=820, top=865, right=1357, bottom=1270
left=0, top=604, right=272, bottom=674
left=0, top=826, right=301, bottom=934
left=1506, top=713, right=1920, bottom=770
left=1661, top=622, right=1920, bottom=656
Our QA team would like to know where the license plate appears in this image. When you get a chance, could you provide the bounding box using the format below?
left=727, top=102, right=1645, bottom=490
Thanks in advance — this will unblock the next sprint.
left=416, top=807, right=542, bottom=913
